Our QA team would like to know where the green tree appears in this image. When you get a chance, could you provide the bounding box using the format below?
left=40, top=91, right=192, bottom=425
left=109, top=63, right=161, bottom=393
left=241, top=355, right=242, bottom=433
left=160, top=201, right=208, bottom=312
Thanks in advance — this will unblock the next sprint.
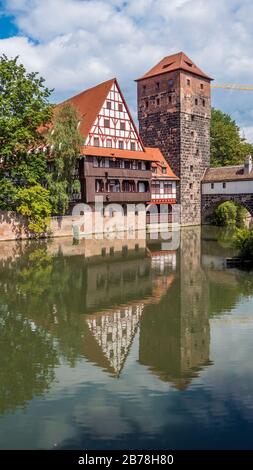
left=212, top=201, right=237, bottom=226
left=234, top=226, right=253, bottom=259
left=211, top=108, right=253, bottom=167
left=0, top=55, right=53, bottom=233
left=47, top=103, right=83, bottom=215
left=15, top=184, right=52, bottom=234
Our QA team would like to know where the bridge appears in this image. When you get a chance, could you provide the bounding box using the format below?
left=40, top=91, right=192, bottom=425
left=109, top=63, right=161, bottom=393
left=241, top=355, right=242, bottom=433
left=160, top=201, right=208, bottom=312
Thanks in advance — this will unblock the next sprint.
left=201, top=155, right=253, bottom=221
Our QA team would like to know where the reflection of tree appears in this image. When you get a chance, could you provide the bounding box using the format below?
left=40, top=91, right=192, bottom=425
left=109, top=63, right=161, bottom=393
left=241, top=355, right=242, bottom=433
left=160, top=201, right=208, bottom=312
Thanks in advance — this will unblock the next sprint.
left=0, top=308, right=58, bottom=415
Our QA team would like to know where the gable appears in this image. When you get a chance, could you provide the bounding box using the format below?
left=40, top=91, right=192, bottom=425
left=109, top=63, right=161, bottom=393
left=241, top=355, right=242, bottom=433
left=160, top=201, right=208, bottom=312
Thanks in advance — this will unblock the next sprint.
left=85, top=81, right=144, bottom=152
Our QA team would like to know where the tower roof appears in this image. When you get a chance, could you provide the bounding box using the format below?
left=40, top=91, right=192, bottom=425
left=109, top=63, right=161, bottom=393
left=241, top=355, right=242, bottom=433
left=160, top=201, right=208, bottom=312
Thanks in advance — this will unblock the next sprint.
left=136, top=51, right=212, bottom=81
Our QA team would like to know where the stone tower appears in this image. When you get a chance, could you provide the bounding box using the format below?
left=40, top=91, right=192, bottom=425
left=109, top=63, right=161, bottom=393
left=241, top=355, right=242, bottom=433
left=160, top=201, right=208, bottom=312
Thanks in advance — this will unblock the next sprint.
left=136, top=52, right=212, bottom=225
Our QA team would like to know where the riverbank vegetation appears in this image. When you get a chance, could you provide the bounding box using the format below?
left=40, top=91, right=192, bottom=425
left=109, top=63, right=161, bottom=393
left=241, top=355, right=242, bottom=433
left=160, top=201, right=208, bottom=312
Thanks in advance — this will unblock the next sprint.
left=211, top=201, right=248, bottom=228
left=0, top=55, right=82, bottom=235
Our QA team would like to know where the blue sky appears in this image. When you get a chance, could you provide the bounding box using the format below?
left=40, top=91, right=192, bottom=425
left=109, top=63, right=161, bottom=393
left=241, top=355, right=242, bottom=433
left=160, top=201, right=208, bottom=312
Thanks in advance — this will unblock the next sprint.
left=1, top=0, right=253, bottom=141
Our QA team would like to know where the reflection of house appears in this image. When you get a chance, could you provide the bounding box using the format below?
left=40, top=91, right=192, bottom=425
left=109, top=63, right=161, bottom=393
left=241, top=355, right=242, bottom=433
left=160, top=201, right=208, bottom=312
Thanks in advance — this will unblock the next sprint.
left=82, top=248, right=177, bottom=376
left=85, top=305, right=144, bottom=376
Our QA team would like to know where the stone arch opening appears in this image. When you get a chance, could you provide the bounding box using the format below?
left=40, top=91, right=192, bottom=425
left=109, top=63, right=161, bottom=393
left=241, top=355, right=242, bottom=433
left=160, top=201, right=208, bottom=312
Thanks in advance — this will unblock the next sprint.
left=202, top=195, right=253, bottom=225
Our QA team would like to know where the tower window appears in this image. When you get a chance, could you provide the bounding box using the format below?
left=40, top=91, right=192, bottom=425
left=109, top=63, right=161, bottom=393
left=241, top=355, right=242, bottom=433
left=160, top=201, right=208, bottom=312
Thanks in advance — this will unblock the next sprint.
left=106, top=101, right=111, bottom=109
left=190, top=165, right=193, bottom=172
left=104, top=119, right=110, bottom=128
left=187, top=79, right=191, bottom=86
left=168, top=95, right=172, bottom=104
left=211, top=183, right=214, bottom=189
left=202, top=99, right=205, bottom=107
left=120, top=121, right=126, bottom=130
left=200, top=83, right=204, bottom=89
left=191, top=115, right=195, bottom=121
left=189, top=183, right=193, bottom=189
left=195, top=98, right=198, bottom=105
left=196, top=148, right=199, bottom=155
left=168, top=79, right=174, bottom=87
left=118, top=103, right=123, bottom=112
left=142, top=85, right=146, bottom=94
left=223, top=182, right=226, bottom=188
left=156, top=98, right=160, bottom=106
left=156, top=82, right=160, bottom=90
left=191, top=130, right=194, bottom=137
left=145, top=101, right=149, bottom=109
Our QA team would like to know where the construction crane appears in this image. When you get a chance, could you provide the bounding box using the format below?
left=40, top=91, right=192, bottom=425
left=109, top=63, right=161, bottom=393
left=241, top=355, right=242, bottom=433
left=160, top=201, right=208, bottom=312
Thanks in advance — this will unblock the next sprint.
left=211, top=84, right=253, bottom=91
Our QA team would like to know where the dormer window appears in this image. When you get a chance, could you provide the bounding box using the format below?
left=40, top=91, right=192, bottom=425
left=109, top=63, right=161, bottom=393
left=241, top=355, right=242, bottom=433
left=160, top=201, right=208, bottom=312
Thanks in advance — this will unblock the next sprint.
left=162, top=167, right=166, bottom=174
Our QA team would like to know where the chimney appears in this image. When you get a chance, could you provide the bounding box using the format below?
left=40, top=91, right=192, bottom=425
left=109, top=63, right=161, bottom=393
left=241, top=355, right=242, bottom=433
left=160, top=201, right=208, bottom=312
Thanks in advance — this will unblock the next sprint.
left=244, top=154, right=252, bottom=175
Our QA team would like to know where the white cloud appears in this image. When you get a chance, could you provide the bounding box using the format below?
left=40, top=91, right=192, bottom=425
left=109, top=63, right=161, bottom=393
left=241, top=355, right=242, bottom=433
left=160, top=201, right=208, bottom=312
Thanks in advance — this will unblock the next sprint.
left=1, top=0, right=253, bottom=140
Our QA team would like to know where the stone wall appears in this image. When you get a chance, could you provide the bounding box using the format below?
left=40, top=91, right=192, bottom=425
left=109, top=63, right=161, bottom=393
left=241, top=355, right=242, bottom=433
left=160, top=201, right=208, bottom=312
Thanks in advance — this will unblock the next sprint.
left=137, top=68, right=211, bottom=226
left=0, top=210, right=146, bottom=242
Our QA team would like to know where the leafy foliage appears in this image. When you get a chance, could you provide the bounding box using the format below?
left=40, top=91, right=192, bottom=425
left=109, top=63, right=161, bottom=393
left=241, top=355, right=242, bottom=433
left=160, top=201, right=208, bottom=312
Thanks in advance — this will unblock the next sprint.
left=234, top=226, right=253, bottom=259
left=0, top=55, right=53, bottom=233
left=211, top=108, right=253, bottom=167
left=15, top=184, right=52, bottom=235
left=0, top=54, right=52, bottom=164
left=46, top=103, right=83, bottom=215
left=212, top=201, right=238, bottom=226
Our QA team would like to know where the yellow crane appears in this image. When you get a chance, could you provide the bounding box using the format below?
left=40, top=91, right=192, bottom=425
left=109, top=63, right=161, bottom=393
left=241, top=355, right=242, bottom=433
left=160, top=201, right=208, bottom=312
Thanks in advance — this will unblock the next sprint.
left=211, top=84, right=253, bottom=91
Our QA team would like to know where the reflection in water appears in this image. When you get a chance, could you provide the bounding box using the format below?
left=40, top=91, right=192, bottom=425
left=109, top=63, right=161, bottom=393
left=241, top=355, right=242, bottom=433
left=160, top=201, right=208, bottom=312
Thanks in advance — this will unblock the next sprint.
left=1, top=228, right=253, bottom=449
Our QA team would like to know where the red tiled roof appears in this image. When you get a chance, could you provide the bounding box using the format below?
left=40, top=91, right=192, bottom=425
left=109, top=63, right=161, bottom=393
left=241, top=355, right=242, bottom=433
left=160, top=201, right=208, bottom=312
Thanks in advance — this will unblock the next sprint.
left=136, top=51, right=212, bottom=81
left=58, top=78, right=115, bottom=141
left=203, top=165, right=253, bottom=182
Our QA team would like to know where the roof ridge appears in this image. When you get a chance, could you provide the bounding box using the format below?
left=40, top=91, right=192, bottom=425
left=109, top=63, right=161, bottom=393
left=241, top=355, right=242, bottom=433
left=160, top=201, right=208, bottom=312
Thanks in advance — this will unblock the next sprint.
left=58, top=77, right=116, bottom=106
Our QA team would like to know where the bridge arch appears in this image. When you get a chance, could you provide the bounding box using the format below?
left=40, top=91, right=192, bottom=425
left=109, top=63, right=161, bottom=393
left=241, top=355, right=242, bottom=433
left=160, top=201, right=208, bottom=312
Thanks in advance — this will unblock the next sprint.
left=201, top=194, right=253, bottom=223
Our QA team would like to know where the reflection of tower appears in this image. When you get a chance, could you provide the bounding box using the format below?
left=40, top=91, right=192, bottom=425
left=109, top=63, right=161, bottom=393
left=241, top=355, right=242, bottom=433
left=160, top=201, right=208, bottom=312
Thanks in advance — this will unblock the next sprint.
left=85, top=304, right=144, bottom=376
left=139, top=227, right=211, bottom=389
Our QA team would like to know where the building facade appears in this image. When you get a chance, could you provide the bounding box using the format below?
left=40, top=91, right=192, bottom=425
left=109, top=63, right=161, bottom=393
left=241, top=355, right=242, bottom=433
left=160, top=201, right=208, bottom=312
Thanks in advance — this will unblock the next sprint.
left=136, top=52, right=212, bottom=226
left=57, top=77, right=178, bottom=220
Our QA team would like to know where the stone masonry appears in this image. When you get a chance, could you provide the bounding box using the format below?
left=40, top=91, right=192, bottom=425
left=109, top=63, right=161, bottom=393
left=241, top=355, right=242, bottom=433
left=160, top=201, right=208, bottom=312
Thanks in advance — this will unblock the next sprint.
left=137, top=63, right=211, bottom=226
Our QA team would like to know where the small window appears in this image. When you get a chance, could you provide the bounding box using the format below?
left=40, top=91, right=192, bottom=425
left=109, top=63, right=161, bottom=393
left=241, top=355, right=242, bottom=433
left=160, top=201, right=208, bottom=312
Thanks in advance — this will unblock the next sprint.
left=202, top=99, right=205, bottom=107
left=223, top=182, right=226, bottom=188
left=118, top=103, right=123, bottom=112
left=190, top=165, right=193, bottom=172
left=120, top=121, right=126, bottom=130
left=104, top=118, right=110, bottom=128
left=156, top=98, right=160, bottom=106
left=168, top=95, right=172, bottom=104
left=200, top=83, right=204, bottom=90
left=196, top=148, right=199, bottom=155
left=145, top=100, right=149, bottom=109
left=124, top=160, right=130, bottom=169
left=191, top=115, right=195, bottom=121
left=106, top=139, right=112, bottom=148
left=106, top=101, right=111, bottom=109
left=190, top=194, right=193, bottom=200
left=130, top=142, right=136, bottom=151
left=211, top=183, right=214, bottom=189
left=191, top=130, right=194, bottom=137
left=142, top=85, right=146, bottom=94
left=156, top=82, right=160, bottom=90
left=189, top=183, right=193, bottom=189
left=152, top=167, right=157, bottom=174
left=187, top=79, right=191, bottom=86
left=119, top=140, right=124, bottom=149
left=195, top=98, right=198, bottom=105
left=162, top=167, right=166, bottom=174
left=94, top=137, right=99, bottom=147
left=101, top=248, right=106, bottom=256
left=168, top=79, right=174, bottom=87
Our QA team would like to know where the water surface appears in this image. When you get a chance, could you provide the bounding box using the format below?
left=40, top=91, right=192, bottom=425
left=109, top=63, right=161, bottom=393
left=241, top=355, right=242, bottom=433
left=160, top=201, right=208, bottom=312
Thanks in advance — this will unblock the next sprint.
left=0, top=227, right=253, bottom=450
